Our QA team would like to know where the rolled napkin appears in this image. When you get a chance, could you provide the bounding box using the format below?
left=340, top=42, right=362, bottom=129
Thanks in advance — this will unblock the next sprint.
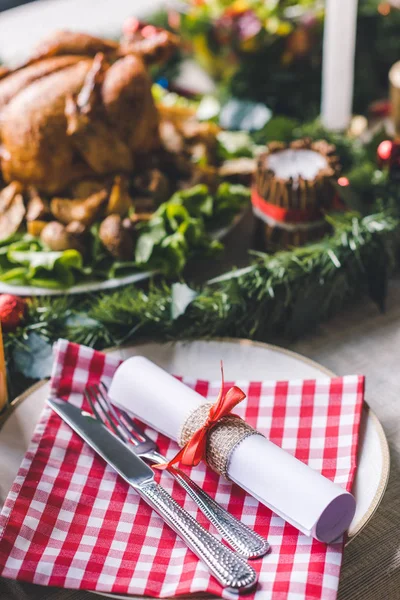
left=110, top=356, right=358, bottom=543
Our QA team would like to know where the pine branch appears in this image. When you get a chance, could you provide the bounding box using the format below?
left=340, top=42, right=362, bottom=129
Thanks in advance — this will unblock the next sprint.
left=67, top=210, right=399, bottom=348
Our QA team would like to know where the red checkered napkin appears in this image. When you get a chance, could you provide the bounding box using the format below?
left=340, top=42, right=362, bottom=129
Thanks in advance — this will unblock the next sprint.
left=0, top=340, right=364, bottom=600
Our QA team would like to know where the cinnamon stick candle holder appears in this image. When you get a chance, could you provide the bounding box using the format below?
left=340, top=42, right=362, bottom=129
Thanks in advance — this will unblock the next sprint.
left=252, top=138, right=341, bottom=250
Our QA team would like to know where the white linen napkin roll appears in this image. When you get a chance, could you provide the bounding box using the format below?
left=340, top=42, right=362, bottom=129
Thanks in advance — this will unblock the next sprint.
left=109, top=356, right=356, bottom=543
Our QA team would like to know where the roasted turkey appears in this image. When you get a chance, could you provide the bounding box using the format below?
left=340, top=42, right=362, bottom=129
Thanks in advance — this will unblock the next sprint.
left=0, top=27, right=244, bottom=257
left=0, top=28, right=178, bottom=194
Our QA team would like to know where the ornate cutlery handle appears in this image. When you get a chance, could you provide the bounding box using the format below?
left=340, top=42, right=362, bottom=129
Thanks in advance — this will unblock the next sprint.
left=171, top=467, right=269, bottom=559
left=139, top=481, right=257, bottom=591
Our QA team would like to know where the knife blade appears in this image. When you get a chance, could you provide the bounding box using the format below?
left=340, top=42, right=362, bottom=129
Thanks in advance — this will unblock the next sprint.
left=47, top=397, right=257, bottom=591
left=48, top=397, right=154, bottom=488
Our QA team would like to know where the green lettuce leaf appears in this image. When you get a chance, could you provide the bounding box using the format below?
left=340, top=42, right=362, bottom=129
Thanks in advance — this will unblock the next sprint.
left=212, top=183, right=250, bottom=226
left=0, top=180, right=248, bottom=287
left=135, top=220, right=166, bottom=265
left=2, top=248, right=84, bottom=288
left=134, top=182, right=248, bottom=276
left=168, top=185, right=214, bottom=218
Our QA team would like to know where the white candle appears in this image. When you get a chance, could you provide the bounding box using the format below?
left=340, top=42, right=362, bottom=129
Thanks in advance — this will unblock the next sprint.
left=267, top=149, right=328, bottom=181
left=321, top=0, right=359, bottom=131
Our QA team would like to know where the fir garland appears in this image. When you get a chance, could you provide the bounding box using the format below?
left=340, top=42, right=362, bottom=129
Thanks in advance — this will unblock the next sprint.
left=51, top=210, right=400, bottom=340
left=5, top=208, right=399, bottom=399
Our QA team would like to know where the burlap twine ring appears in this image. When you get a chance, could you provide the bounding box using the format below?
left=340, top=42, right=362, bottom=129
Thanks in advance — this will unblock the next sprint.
left=178, top=403, right=263, bottom=479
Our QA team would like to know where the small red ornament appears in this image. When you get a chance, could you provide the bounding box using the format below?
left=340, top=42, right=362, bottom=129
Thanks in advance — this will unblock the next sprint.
left=0, top=295, right=26, bottom=332
left=333, top=177, right=349, bottom=211
left=377, top=140, right=393, bottom=163
left=376, top=139, right=400, bottom=181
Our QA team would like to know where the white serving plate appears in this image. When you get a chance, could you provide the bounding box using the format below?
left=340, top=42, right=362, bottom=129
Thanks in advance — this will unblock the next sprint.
left=0, top=339, right=389, bottom=592
left=0, top=270, right=153, bottom=297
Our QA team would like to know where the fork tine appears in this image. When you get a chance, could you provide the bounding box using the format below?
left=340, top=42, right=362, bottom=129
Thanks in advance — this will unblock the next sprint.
left=92, top=385, right=122, bottom=438
left=98, top=383, right=157, bottom=456
left=96, top=383, right=137, bottom=445
left=117, top=406, right=148, bottom=443
left=84, top=388, right=103, bottom=422
left=86, top=385, right=121, bottom=440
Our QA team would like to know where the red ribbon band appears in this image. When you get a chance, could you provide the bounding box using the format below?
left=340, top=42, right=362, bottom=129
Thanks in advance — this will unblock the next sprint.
left=154, top=364, right=246, bottom=470
left=251, top=187, right=322, bottom=224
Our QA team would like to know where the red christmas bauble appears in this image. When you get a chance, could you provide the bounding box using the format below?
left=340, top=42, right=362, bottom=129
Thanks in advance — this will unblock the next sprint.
left=0, top=295, right=26, bottom=332
left=377, top=140, right=393, bottom=163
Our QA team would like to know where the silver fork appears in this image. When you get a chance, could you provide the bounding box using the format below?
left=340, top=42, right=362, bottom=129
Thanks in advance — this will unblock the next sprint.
left=85, top=383, right=269, bottom=560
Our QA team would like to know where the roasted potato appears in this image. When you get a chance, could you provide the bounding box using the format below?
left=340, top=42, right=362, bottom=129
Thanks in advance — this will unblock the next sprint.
left=27, top=220, right=47, bottom=237
left=0, top=190, right=25, bottom=241
left=40, top=221, right=85, bottom=252
left=50, top=189, right=108, bottom=226
left=105, top=176, right=133, bottom=217
left=26, top=186, right=50, bottom=221
left=99, top=214, right=133, bottom=260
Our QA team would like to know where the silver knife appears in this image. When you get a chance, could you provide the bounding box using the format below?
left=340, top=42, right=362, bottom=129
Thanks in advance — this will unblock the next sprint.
left=48, top=398, right=257, bottom=591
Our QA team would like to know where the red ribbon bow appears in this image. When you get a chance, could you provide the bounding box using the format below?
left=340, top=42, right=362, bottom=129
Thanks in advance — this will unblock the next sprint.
left=155, top=364, right=246, bottom=470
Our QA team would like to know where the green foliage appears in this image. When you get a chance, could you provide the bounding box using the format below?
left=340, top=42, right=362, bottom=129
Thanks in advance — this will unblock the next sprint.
left=254, top=116, right=300, bottom=144
left=135, top=183, right=248, bottom=276
left=0, top=183, right=247, bottom=289
left=7, top=210, right=397, bottom=364
left=4, top=122, right=400, bottom=394
left=151, top=2, right=400, bottom=120
left=87, top=283, right=173, bottom=345
left=176, top=211, right=399, bottom=340
left=0, top=237, right=84, bottom=289
left=4, top=296, right=74, bottom=398
left=213, top=183, right=251, bottom=226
